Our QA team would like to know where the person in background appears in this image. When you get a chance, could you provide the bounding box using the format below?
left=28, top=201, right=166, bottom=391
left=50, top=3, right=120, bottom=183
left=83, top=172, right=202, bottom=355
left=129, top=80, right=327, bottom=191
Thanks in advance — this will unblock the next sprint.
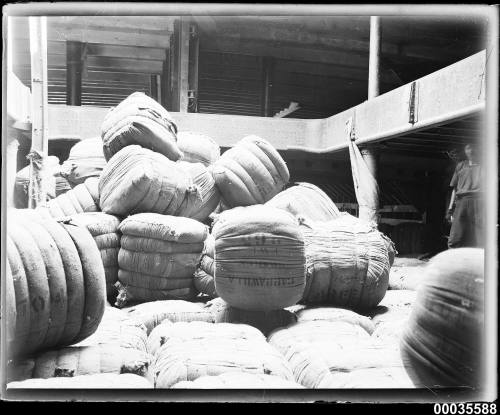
left=446, top=142, right=483, bottom=248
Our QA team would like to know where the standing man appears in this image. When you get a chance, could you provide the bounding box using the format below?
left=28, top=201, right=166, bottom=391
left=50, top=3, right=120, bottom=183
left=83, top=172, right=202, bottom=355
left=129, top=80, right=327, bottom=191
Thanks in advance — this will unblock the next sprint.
left=446, top=143, right=483, bottom=248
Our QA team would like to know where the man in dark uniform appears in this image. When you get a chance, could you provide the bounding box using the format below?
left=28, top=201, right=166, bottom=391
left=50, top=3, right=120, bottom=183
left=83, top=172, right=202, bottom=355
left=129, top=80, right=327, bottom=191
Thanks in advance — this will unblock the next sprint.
left=446, top=143, right=483, bottom=248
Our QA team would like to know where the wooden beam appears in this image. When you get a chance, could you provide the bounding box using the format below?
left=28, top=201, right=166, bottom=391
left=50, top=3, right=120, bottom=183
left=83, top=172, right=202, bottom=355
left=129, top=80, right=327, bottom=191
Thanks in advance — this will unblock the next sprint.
left=201, top=36, right=369, bottom=69
left=28, top=16, right=49, bottom=208
left=261, top=57, right=274, bottom=117
left=169, top=18, right=190, bottom=112
left=66, top=41, right=83, bottom=105
left=46, top=51, right=486, bottom=152
left=198, top=21, right=463, bottom=63
left=11, top=17, right=171, bottom=48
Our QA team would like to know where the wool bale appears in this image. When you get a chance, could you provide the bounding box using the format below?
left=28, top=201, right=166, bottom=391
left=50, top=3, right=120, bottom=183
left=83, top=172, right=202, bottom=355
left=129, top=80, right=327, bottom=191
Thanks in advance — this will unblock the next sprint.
left=41, top=183, right=100, bottom=218
left=266, top=182, right=340, bottom=222
left=177, top=131, right=220, bottom=166
left=73, top=306, right=148, bottom=354
left=193, top=267, right=217, bottom=298
left=84, top=177, right=100, bottom=205
left=148, top=321, right=294, bottom=388
left=101, top=92, right=182, bottom=162
left=213, top=205, right=306, bottom=311
left=115, top=213, right=208, bottom=307
left=212, top=135, right=289, bottom=208
left=68, top=212, right=121, bottom=237
left=7, top=210, right=106, bottom=357
left=400, top=248, right=484, bottom=388
left=176, top=162, right=221, bottom=221
left=8, top=373, right=153, bottom=389
left=60, top=137, right=107, bottom=186
left=8, top=344, right=150, bottom=382
left=295, top=307, right=375, bottom=335
left=98, top=145, right=194, bottom=217
left=268, top=320, right=416, bottom=388
left=206, top=297, right=296, bottom=336
left=172, top=373, right=304, bottom=389
left=65, top=212, right=121, bottom=301
left=123, top=300, right=213, bottom=335
left=300, top=213, right=394, bottom=310
left=193, top=234, right=217, bottom=298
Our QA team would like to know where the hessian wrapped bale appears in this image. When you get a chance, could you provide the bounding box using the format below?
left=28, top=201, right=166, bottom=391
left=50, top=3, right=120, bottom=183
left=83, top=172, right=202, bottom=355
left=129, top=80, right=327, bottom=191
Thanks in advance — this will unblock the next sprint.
left=176, top=131, right=220, bottom=166
left=266, top=182, right=341, bottom=222
left=212, top=135, right=290, bottom=208
left=98, top=145, right=194, bottom=217
left=6, top=209, right=106, bottom=357
left=213, top=205, right=306, bottom=311
left=101, top=91, right=182, bottom=162
left=300, top=213, right=394, bottom=310
left=60, top=137, right=107, bottom=186
left=116, top=213, right=208, bottom=307
left=400, top=248, right=484, bottom=389
left=148, top=321, right=294, bottom=388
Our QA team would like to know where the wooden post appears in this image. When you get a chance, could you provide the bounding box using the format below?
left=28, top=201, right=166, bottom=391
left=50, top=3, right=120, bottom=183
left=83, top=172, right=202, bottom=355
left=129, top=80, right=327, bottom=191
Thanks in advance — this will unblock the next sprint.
left=358, top=15, right=382, bottom=225
left=261, top=57, right=274, bottom=117
left=150, top=75, right=158, bottom=101
left=188, top=22, right=199, bottom=112
left=28, top=16, right=49, bottom=209
left=169, top=18, right=190, bottom=112
left=66, top=41, right=83, bottom=106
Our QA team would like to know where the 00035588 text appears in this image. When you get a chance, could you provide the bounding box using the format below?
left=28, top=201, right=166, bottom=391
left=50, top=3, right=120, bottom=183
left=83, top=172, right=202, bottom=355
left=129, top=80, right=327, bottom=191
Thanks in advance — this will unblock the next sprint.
left=434, top=404, right=497, bottom=415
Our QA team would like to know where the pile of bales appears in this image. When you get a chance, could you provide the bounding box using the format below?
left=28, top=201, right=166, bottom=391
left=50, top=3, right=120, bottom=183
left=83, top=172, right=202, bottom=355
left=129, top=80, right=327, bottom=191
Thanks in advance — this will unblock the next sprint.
left=7, top=92, right=484, bottom=390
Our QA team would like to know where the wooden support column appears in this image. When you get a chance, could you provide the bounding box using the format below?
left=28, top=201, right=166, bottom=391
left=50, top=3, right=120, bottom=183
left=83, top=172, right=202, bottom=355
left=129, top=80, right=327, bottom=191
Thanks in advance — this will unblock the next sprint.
left=150, top=75, right=158, bottom=101
left=188, top=22, right=199, bottom=112
left=66, top=41, right=83, bottom=105
left=168, top=18, right=190, bottom=112
left=28, top=16, right=49, bottom=209
left=359, top=15, right=382, bottom=225
left=261, top=57, right=274, bottom=117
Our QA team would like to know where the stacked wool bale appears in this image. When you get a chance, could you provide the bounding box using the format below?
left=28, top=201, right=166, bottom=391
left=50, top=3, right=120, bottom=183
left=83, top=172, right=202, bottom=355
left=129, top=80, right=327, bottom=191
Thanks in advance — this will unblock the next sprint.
left=40, top=177, right=100, bottom=218
left=401, top=248, right=484, bottom=389
left=268, top=320, right=417, bottom=388
left=123, top=300, right=214, bottom=335
left=14, top=156, right=60, bottom=208
left=300, top=213, right=395, bottom=310
left=116, top=213, right=209, bottom=307
left=172, top=372, right=304, bottom=389
left=73, top=306, right=148, bottom=354
left=212, top=135, right=290, bottom=208
left=98, top=145, right=196, bottom=217
left=213, top=205, right=306, bottom=311
left=6, top=209, right=106, bottom=358
left=176, top=161, right=221, bottom=222
left=176, top=131, right=220, bottom=167
left=101, top=91, right=182, bottom=162
left=8, top=344, right=151, bottom=382
left=60, top=137, right=107, bottom=187
left=148, top=321, right=294, bottom=388
left=193, top=233, right=216, bottom=298
left=205, top=297, right=297, bottom=337
left=294, top=306, right=375, bottom=335
left=266, top=182, right=341, bottom=222
left=8, top=373, right=153, bottom=389
left=66, top=212, right=121, bottom=301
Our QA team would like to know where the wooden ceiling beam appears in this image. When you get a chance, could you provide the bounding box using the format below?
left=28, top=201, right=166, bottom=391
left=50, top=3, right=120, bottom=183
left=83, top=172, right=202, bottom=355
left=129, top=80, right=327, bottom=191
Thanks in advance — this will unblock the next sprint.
left=201, top=36, right=369, bottom=68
